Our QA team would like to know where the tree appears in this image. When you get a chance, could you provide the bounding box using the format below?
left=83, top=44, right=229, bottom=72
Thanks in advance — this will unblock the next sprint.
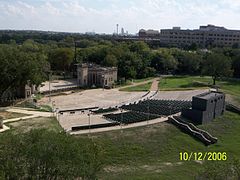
left=0, top=44, right=49, bottom=98
left=202, top=53, right=232, bottom=85
left=151, top=51, right=178, bottom=74
left=176, top=52, right=202, bottom=74
left=48, top=48, right=74, bottom=72
left=103, top=54, right=118, bottom=67
left=231, top=49, right=240, bottom=78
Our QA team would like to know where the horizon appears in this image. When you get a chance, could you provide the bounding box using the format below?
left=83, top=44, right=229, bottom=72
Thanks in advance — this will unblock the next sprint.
left=1, top=0, right=240, bottom=34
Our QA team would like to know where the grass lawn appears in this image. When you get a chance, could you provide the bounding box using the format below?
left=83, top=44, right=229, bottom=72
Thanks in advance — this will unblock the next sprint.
left=159, top=76, right=240, bottom=104
left=73, top=111, right=240, bottom=179
left=0, top=110, right=29, bottom=120
left=159, top=76, right=212, bottom=91
left=116, top=77, right=155, bottom=89
left=1, top=109, right=240, bottom=179
left=133, top=77, right=155, bottom=83
left=5, top=116, right=62, bottom=133
left=119, top=82, right=152, bottom=92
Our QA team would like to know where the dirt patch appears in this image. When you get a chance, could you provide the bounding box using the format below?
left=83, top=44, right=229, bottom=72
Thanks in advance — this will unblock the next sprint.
left=8, top=117, right=60, bottom=133
left=104, top=165, right=137, bottom=173
left=0, top=111, right=28, bottom=120
left=104, top=161, right=183, bottom=174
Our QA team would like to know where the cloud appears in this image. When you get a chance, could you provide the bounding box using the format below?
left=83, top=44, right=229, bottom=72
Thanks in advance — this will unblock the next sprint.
left=0, top=0, right=240, bottom=33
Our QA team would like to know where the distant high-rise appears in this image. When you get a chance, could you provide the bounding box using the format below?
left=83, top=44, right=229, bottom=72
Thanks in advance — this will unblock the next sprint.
left=121, top=27, right=124, bottom=35
left=116, top=24, right=119, bottom=35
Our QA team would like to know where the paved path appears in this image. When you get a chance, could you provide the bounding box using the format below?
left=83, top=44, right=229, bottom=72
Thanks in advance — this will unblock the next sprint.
left=116, top=78, right=158, bottom=90
left=6, top=108, right=53, bottom=117
left=70, top=112, right=180, bottom=135
left=150, top=78, right=159, bottom=91
left=70, top=115, right=172, bottom=135
left=0, top=108, right=53, bottom=133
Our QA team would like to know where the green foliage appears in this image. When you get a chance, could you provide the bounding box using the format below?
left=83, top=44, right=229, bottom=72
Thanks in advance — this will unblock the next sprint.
left=150, top=50, right=178, bottom=74
left=202, top=53, right=233, bottom=85
left=232, top=51, right=240, bottom=78
left=174, top=51, right=203, bottom=74
left=48, top=48, right=74, bottom=72
left=197, top=159, right=240, bottom=179
left=0, top=129, right=103, bottom=179
left=120, top=82, right=152, bottom=92
left=0, top=44, right=49, bottom=96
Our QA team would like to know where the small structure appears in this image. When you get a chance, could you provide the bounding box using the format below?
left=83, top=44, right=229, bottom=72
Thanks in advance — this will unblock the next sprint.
left=1, top=82, right=39, bottom=104
left=77, top=63, right=117, bottom=88
left=182, top=91, right=225, bottom=124
left=16, top=83, right=39, bottom=99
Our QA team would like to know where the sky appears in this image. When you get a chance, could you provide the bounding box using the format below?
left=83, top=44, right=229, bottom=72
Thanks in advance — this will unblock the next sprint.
left=1, top=0, right=240, bottom=34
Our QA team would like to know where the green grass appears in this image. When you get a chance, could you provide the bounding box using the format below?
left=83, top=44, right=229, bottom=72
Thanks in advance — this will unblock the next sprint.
left=159, top=76, right=240, bottom=104
left=119, top=82, right=152, bottom=92
left=73, top=111, right=240, bottom=179
left=216, top=80, right=240, bottom=103
left=5, top=117, right=62, bottom=133
left=116, top=77, right=155, bottom=88
left=133, top=77, right=155, bottom=83
left=159, top=76, right=212, bottom=91
left=2, top=108, right=240, bottom=179
left=0, top=110, right=29, bottom=120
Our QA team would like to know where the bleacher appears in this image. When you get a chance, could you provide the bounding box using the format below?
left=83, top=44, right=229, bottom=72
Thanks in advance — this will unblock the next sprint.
left=71, top=122, right=120, bottom=131
left=92, top=107, right=118, bottom=114
left=103, top=111, right=159, bottom=124
left=121, top=99, right=191, bottom=116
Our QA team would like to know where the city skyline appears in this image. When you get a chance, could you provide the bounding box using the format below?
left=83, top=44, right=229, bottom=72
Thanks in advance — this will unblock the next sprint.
left=1, top=0, right=240, bottom=34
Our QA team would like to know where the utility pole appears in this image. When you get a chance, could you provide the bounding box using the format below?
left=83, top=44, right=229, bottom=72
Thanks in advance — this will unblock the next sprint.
left=88, top=113, right=91, bottom=135
left=121, top=109, right=123, bottom=132
left=49, top=71, right=52, bottom=102
left=147, top=99, right=149, bottom=125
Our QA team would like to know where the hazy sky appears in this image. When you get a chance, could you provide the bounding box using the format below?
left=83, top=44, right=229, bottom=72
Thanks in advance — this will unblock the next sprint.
left=1, top=0, right=240, bottom=34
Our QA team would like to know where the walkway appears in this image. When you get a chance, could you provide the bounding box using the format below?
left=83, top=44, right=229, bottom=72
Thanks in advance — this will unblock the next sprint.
left=70, top=115, right=172, bottom=135
left=0, top=108, right=53, bottom=133
left=150, top=78, right=159, bottom=91
left=116, top=78, right=159, bottom=90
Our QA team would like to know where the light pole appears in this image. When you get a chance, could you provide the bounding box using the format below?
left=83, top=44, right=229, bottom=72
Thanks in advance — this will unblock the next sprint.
left=102, top=74, right=105, bottom=91
left=52, top=101, right=55, bottom=116
left=147, top=99, right=150, bottom=125
left=48, top=71, right=52, bottom=102
left=88, top=113, right=91, bottom=134
left=121, top=109, right=123, bottom=132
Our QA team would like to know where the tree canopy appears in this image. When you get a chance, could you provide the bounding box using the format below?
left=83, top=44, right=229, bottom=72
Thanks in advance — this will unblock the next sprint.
left=202, top=53, right=233, bottom=85
left=0, top=44, right=49, bottom=97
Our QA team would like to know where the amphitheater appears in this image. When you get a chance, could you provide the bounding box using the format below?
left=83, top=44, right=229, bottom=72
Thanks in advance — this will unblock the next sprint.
left=39, top=78, right=209, bottom=135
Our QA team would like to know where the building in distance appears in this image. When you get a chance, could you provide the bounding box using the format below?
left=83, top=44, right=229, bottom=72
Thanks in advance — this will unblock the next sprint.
left=77, top=63, right=117, bottom=88
left=138, top=24, right=240, bottom=47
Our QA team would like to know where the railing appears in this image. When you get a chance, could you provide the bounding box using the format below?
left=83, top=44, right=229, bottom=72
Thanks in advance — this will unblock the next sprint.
left=226, top=102, right=240, bottom=115
left=173, top=116, right=218, bottom=143
left=168, top=116, right=217, bottom=145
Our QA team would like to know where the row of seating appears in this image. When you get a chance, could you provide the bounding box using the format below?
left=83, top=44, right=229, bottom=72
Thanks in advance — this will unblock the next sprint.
left=103, top=111, right=159, bottom=124
left=71, top=122, right=120, bottom=131
left=121, top=99, right=192, bottom=116
left=92, top=107, right=118, bottom=114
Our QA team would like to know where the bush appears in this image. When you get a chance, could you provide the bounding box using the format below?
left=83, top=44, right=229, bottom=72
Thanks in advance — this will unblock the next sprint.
left=0, top=129, right=103, bottom=179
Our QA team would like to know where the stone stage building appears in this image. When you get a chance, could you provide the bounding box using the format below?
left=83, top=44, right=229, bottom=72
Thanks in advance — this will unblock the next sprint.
left=182, top=91, right=225, bottom=124
left=77, top=63, right=117, bottom=88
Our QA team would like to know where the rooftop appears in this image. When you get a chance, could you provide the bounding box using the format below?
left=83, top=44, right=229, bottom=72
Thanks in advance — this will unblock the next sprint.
left=195, top=91, right=224, bottom=100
